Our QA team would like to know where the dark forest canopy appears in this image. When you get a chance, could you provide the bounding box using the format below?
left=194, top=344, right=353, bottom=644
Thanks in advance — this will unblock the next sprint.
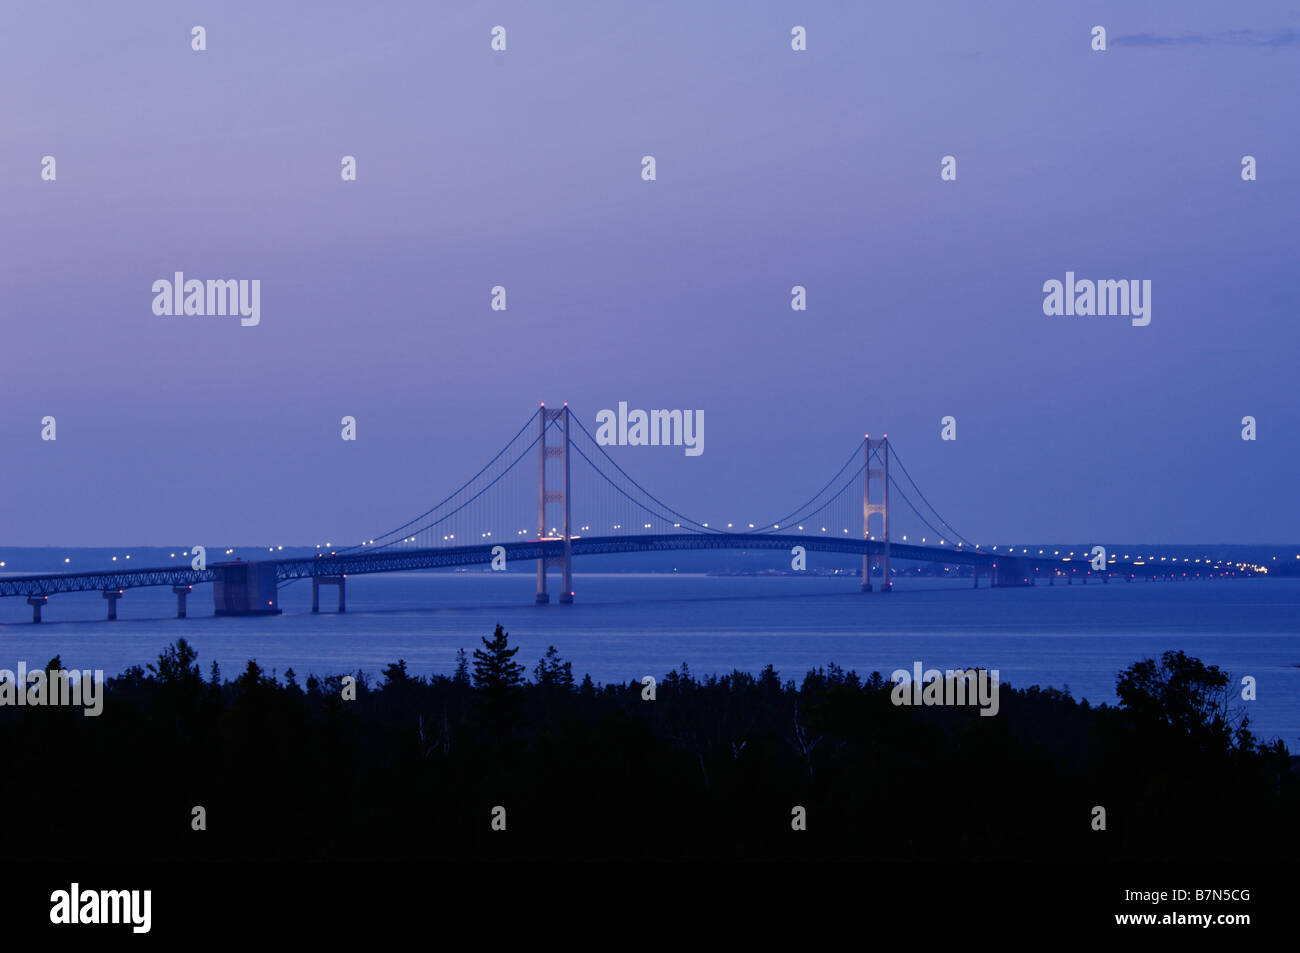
left=0, top=627, right=1293, bottom=862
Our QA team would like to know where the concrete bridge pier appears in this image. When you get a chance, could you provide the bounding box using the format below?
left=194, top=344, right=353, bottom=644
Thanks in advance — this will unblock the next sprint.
left=991, top=558, right=1032, bottom=588
left=27, top=595, right=47, bottom=623
left=213, top=561, right=281, bottom=616
left=312, top=575, right=345, bottom=614
left=173, top=585, right=192, bottom=618
left=101, top=589, right=123, bottom=620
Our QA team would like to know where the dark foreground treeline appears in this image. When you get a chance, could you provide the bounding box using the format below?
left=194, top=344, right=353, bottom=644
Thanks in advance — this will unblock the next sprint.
left=0, top=626, right=1294, bottom=862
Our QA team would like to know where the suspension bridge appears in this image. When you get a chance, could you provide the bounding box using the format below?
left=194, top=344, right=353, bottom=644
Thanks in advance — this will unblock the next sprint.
left=0, top=405, right=1248, bottom=622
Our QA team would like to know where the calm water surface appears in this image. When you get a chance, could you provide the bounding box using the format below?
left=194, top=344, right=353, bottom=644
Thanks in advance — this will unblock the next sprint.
left=2, top=573, right=1296, bottom=742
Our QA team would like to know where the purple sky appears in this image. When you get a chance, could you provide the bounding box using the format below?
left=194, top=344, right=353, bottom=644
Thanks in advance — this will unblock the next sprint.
left=1, top=0, right=1297, bottom=547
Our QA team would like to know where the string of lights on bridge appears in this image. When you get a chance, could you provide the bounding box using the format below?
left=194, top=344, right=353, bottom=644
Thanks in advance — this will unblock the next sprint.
left=7, top=546, right=1283, bottom=576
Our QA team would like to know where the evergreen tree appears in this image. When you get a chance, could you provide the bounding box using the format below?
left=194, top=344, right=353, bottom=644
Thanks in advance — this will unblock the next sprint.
left=472, top=625, right=525, bottom=694
left=452, top=649, right=471, bottom=688
left=237, top=659, right=266, bottom=695
left=472, top=625, right=525, bottom=738
left=382, top=659, right=410, bottom=687
left=534, top=645, right=575, bottom=690
left=149, top=638, right=202, bottom=688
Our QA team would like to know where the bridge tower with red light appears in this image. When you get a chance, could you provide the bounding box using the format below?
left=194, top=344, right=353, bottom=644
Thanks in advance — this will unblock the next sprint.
left=861, top=436, right=891, bottom=592
left=536, top=404, right=574, bottom=604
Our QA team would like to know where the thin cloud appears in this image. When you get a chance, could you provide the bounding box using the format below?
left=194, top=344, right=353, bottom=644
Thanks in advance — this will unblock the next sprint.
left=1113, top=28, right=1300, bottom=48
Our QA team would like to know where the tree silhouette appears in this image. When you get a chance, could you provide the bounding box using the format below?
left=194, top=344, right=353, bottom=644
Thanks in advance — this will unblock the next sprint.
left=1116, top=650, right=1244, bottom=752
left=452, top=649, right=471, bottom=688
left=1, top=634, right=1295, bottom=863
left=148, top=638, right=201, bottom=689
left=382, top=659, right=411, bottom=687
left=472, top=625, right=525, bottom=739
left=473, top=625, right=525, bottom=693
left=534, top=645, right=574, bottom=690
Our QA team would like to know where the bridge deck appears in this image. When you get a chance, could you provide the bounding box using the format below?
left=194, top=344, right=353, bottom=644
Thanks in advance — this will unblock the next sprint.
left=0, top=534, right=1208, bottom=599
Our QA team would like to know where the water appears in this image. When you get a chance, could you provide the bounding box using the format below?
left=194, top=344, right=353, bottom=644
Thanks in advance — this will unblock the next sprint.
left=2, top=573, right=1296, bottom=743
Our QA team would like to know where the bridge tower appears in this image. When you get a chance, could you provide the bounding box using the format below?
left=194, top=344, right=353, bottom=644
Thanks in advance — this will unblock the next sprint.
left=536, top=404, right=574, bottom=604
left=861, top=436, right=891, bottom=592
